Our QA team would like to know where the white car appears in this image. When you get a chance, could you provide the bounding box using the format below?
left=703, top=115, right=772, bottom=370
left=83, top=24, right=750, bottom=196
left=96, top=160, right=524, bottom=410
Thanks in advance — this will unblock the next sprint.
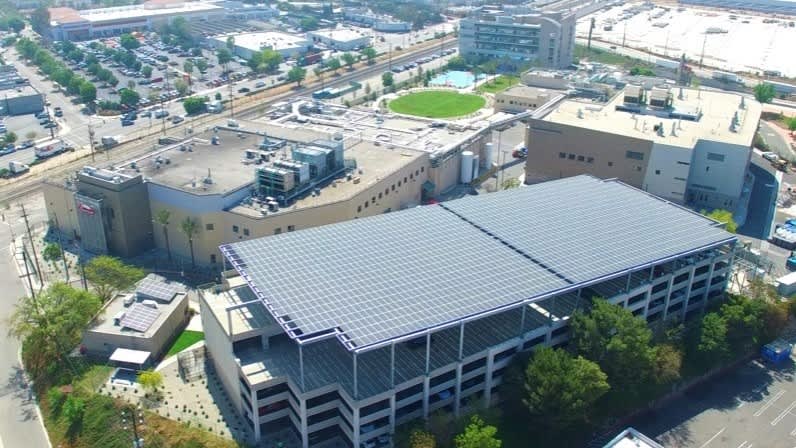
left=762, top=152, right=779, bottom=162
left=255, top=81, right=266, bottom=88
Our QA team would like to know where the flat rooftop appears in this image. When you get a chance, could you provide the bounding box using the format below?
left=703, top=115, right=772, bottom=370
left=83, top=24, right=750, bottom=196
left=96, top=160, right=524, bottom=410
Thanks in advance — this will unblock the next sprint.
left=603, top=428, right=664, bottom=448
left=222, top=175, right=736, bottom=353
left=309, top=28, right=370, bottom=42
left=3, top=85, right=40, bottom=97
left=76, top=1, right=222, bottom=23
left=542, top=87, right=761, bottom=149
left=498, top=85, right=557, bottom=98
left=215, top=31, right=309, bottom=51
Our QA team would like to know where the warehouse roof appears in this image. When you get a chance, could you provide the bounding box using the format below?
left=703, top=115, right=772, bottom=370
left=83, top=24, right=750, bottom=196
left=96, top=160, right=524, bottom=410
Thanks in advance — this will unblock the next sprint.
left=221, top=175, right=735, bottom=352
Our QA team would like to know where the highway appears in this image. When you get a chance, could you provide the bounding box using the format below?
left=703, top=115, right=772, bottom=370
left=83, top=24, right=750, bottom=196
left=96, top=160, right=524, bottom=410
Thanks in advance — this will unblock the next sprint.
left=0, top=38, right=457, bottom=203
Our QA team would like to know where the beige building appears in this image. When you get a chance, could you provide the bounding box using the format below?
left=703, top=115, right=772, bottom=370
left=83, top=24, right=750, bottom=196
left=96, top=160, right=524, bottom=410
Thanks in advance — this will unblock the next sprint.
left=524, top=86, right=762, bottom=212
left=493, top=85, right=563, bottom=113
left=82, top=274, right=190, bottom=362
left=44, top=101, right=495, bottom=267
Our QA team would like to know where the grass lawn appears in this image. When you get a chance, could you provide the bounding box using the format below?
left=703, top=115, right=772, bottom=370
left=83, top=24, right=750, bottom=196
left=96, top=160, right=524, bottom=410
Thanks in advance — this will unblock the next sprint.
left=574, top=44, right=652, bottom=69
left=476, top=75, right=519, bottom=94
left=389, top=91, right=486, bottom=118
left=166, top=330, right=205, bottom=357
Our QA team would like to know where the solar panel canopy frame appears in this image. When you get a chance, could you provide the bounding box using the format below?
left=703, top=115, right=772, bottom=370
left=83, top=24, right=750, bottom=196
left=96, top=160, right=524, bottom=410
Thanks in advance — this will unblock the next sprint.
left=223, top=175, right=736, bottom=353
left=120, top=303, right=161, bottom=333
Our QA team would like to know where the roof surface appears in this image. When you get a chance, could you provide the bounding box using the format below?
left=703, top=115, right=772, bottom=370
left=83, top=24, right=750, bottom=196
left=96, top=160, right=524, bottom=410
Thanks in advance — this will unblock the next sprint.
left=222, top=175, right=735, bottom=352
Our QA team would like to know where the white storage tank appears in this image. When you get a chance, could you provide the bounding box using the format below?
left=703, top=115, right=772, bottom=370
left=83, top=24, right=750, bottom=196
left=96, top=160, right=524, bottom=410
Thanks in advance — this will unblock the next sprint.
left=460, top=151, right=474, bottom=183
left=482, top=143, right=493, bottom=169
left=472, top=155, right=480, bottom=180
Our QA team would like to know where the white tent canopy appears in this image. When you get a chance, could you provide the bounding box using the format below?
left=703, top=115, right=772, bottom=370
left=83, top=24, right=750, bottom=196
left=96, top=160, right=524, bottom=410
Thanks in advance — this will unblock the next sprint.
left=109, top=348, right=150, bottom=366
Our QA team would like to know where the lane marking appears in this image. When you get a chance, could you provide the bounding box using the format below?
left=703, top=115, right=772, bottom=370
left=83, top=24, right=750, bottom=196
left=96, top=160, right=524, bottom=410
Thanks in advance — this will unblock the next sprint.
left=699, top=428, right=725, bottom=448
left=755, top=390, right=786, bottom=417
left=737, top=442, right=748, bottom=448
left=772, top=400, right=796, bottom=426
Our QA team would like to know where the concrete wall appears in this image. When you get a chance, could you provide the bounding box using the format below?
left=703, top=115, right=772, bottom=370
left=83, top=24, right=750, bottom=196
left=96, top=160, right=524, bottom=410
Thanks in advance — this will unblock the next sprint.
left=82, top=294, right=190, bottom=360
left=199, top=290, right=244, bottom=416
left=642, top=142, right=693, bottom=203
left=524, top=120, right=653, bottom=186
left=494, top=90, right=551, bottom=113
left=686, top=139, right=752, bottom=211
left=43, top=182, right=80, bottom=241
left=1, top=92, right=44, bottom=116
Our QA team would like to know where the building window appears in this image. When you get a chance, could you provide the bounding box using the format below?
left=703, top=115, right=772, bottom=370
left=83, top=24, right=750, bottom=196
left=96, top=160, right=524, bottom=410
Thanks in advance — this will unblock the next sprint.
left=385, top=188, right=389, bottom=196
left=210, top=254, right=217, bottom=264
left=206, top=223, right=214, bottom=231
left=608, top=161, right=613, bottom=167
left=378, top=192, right=382, bottom=199
left=415, top=169, right=419, bottom=176
left=274, top=227, right=282, bottom=235
left=625, top=151, right=644, bottom=160
left=391, top=184, right=396, bottom=191
left=358, top=205, right=362, bottom=212
left=577, top=155, right=585, bottom=162
left=404, top=176, right=408, bottom=183
left=421, top=167, right=424, bottom=173
left=705, top=166, right=710, bottom=172
left=655, top=170, right=661, bottom=175
left=364, top=202, right=369, bottom=208
left=568, top=154, right=575, bottom=160
left=243, top=228, right=250, bottom=236
left=233, top=225, right=239, bottom=233
left=559, top=152, right=566, bottom=158
left=410, top=173, right=414, bottom=180
left=674, top=177, right=686, bottom=181
left=587, top=157, right=594, bottom=163
left=707, top=152, right=725, bottom=162
left=288, top=225, right=295, bottom=232
left=371, top=196, right=376, bottom=204
left=398, top=181, right=402, bottom=187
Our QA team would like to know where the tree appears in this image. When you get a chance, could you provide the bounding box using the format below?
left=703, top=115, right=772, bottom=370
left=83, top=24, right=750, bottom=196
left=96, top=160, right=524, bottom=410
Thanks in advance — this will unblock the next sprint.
left=183, top=60, right=194, bottom=87
left=341, top=52, right=357, bottom=69
left=216, top=48, right=233, bottom=71
left=250, top=49, right=282, bottom=73
left=25, top=131, right=36, bottom=140
left=570, top=299, right=656, bottom=393
left=154, top=209, right=172, bottom=261
left=409, top=430, right=436, bottom=448
left=63, top=395, right=85, bottom=428
left=754, top=83, right=776, bottom=103
left=630, top=66, right=655, bottom=76
left=174, top=78, right=189, bottom=96
left=502, top=178, right=520, bottom=189
left=7, top=17, right=24, bottom=33
left=141, top=65, right=153, bottom=79
left=119, top=33, right=140, bottom=50
left=361, top=47, right=377, bottom=65
left=454, top=415, right=501, bottom=448
left=196, top=59, right=208, bottom=73
left=702, top=209, right=737, bottom=233
left=720, top=295, right=765, bottom=353
left=787, top=116, right=796, bottom=133
left=119, top=88, right=140, bottom=107
left=523, top=347, right=609, bottom=429
left=10, top=283, right=102, bottom=379
left=326, top=57, right=341, bottom=74
left=313, top=67, right=324, bottom=87
left=762, top=302, right=789, bottom=343
left=180, top=217, right=199, bottom=268
left=79, top=82, right=97, bottom=103
left=697, top=312, right=729, bottom=366
left=300, top=16, right=319, bottom=30
left=447, top=55, right=467, bottom=71
left=225, top=35, right=235, bottom=51
left=382, top=71, right=394, bottom=88
left=84, top=256, right=145, bottom=302
left=287, top=66, right=306, bottom=87
left=2, top=131, right=17, bottom=144
left=67, top=49, right=84, bottom=63
left=138, top=370, right=163, bottom=396
left=183, top=96, right=207, bottom=115
left=47, top=387, right=66, bottom=417
left=653, top=344, right=682, bottom=384
left=30, top=7, right=50, bottom=34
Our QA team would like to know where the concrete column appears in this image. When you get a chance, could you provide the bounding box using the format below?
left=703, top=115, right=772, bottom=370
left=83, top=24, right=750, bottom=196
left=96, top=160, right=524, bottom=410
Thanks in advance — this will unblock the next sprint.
left=390, top=342, right=395, bottom=389
left=352, top=407, right=361, bottom=448
left=453, top=363, right=463, bottom=417
left=422, top=376, right=430, bottom=418
left=660, top=275, right=676, bottom=321
left=300, top=398, right=309, bottom=448
left=252, top=385, right=261, bottom=441
left=680, top=266, right=697, bottom=321
left=701, top=262, right=716, bottom=312
left=299, top=345, right=305, bottom=392
left=353, top=353, right=358, bottom=400
left=388, top=394, right=396, bottom=433
left=483, top=352, right=494, bottom=408
left=261, top=333, right=270, bottom=350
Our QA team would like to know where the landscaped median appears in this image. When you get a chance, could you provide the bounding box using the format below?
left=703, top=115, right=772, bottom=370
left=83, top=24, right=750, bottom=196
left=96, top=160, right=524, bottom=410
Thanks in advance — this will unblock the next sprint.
left=388, top=90, right=486, bottom=118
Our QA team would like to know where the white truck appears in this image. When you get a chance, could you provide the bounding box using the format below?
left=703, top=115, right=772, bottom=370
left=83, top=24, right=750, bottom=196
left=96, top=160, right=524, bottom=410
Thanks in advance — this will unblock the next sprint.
left=8, top=161, right=29, bottom=175
left=34, top=139, right=65, bottom=159
left=712, top=71, right=743, bottom=84
left=207, top=100, right=224, bottom=114
left=101, top=136, right=120, bottom=149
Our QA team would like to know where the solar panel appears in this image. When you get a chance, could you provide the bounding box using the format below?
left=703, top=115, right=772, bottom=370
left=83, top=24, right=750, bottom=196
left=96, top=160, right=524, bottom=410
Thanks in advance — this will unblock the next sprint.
left=136, top=274, right=183, bottom=303
left=120, top=303, right=161, bottom=333
left=223, top=175, right=735, bottom=352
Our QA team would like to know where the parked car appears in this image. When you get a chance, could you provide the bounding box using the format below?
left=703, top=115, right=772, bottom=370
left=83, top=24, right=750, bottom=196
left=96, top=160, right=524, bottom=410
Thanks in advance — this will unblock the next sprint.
left=18, top=140, right=34, bottom=149
left=238, top=87, right=250, bottom=93
left=171, top=115, right=184, bottom=124
left=44, top=122, right=58, bottom=129
left=53, top=106, right=63, bottom=117
left=762, top=151, right=779, bottom=162
left=121, top=118, right=135, bottom=126
left=0, top=145, right=15, bottom=156
left=255, top=81, right=266, bottom=88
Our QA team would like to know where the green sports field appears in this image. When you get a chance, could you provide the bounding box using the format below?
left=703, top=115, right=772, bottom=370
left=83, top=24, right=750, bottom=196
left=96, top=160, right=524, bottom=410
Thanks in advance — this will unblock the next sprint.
left=388, top=91, right=486, bottom=118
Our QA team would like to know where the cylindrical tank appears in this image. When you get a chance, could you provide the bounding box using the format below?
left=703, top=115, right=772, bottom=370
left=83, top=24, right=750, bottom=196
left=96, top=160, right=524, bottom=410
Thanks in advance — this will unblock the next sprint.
left=460, top=151, right=474, bottom=183
left=472, top=155, right=480, bottom=180
left=482, top=143, right=493, bottom=169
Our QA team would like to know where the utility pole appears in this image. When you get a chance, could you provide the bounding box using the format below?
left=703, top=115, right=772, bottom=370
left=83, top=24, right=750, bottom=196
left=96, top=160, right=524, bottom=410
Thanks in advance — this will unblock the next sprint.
left=19, top=203, right=42, bottom=291
left=587, top=17, right=595, bottom=52
left=622, top=21, right=627, bottom=48
left=699, top=33, right=707, bottom=68
left=87, top=120, right=96, bottom=162
left=388, top=43, right=392, bottom=71
left=44, top=95, right=55, bottom=139
left=21, top=248, right=35, bottom=300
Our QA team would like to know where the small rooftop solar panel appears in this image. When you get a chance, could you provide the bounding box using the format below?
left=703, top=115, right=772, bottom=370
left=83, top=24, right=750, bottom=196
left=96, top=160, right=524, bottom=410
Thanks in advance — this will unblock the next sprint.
left=120, top=303, right=161, bottom=333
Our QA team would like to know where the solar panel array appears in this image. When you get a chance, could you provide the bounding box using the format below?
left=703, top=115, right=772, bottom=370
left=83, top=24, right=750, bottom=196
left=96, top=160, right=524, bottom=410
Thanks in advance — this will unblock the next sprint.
left=136, top=274, right=184, bottom=303
left=224, top=175, right=735, bottom=351
left=120, top=303, right=161, bottom=333
left=443, top=176, right=736, bottom=284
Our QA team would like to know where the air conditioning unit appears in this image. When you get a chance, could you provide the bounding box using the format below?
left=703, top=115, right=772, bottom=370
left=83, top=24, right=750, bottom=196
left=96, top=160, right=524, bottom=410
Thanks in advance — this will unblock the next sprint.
left=113, top=311, right=126, bottom=326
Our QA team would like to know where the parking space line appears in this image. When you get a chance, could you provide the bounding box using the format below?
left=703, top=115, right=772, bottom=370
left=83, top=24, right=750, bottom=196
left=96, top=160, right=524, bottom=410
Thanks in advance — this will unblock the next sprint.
left=771, top=400, right=796, bottom=426
left=737, top=441, right=748, bottom=448
left=699, top=428, right=725, bottom=448
left=755, top=390, right=786, bottom=417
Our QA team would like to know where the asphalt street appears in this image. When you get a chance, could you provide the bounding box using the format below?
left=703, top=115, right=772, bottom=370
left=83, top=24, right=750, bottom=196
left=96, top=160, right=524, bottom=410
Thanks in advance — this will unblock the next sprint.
left=0, top=195, right=50, bottom=448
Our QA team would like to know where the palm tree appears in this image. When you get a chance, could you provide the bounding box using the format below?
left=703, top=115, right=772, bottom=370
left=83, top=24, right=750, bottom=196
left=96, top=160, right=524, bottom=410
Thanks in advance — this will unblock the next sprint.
left=313, top=66, right=324, bottom=89
left=154, top=209, right=171, bottom=261
left=180, top=217, right=199, bottom=268
left=183, top=60, right=194, bottom=89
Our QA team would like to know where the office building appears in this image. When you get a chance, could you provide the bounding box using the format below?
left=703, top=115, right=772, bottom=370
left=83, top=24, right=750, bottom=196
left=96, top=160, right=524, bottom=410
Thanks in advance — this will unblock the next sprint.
left=200, top=175, right=736, bottom=447
left=458, top=6, right=576, bottom=69
left=342, top=8, right=411, bottom=32
left=48, top=0, right=224, bottom=41
left=43, top=100, right=497, bottom=266
left=524, top=86, right=762, bottom=212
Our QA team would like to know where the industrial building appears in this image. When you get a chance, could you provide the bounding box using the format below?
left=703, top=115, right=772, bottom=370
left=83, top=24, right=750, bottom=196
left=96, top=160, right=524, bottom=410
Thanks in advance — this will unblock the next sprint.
left=43, top=99, right=504, bottom=267
left=524, top=86, right=762, bottom=213
left=306, top=29, right=371, bottom=51
left=493, top=85, right=562, bottom=113
left=48, top=0, right=224, bottom=41
left=82, top=274, right=190, bottom=364
left=680, top=0, right=796, bottom=16
left=458, top=6, right=576, bottom=69
left=1, top=85, right=44, bottom=116
left=200, top=175, right=736, bottom=447
left=342, top=8, right=412, bottom=32
left=213, top=31, right=311, bottom=59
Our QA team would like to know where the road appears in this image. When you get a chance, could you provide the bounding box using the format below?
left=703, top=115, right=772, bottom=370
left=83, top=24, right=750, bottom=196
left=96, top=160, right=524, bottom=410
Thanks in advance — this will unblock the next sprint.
left=0, top=196, right=50, bottom=448
left=0, top=38, right=456, bottom=203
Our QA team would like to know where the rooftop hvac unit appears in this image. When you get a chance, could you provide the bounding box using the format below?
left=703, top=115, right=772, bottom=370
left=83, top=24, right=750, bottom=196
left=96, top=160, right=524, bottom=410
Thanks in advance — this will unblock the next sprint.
left=123, top=295, right=135, bottom=306
left=113, top=311, right=126, bottom=326
left=142, top=300, right=158, bottom=309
